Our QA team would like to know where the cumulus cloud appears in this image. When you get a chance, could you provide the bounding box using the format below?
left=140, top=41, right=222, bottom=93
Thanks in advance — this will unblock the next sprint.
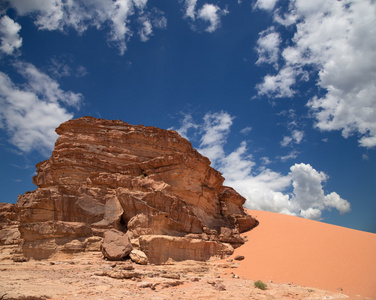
left=197, top=4, right=228, bottom=33
left=0, top=62, right=82, bottom=154
left=290, top=163, right=351, bottom=219
left=0, top=15, right=22, bottom=55
left=182, top=0, right=228, bottom=32
left=173, top=111, right=350, bottom=220
left=254, top=0, right=278, bottom=11
left=255, top=0, right=376, bottom=148
left=255, top=27, right=281, bottom=68
left=6, top=0, right=166, bottom=55
left=256, top=65, right=308, bottom=98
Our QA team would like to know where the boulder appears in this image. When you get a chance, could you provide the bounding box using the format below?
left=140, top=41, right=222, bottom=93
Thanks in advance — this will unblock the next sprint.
left=101, top=229, right=133, bottom=261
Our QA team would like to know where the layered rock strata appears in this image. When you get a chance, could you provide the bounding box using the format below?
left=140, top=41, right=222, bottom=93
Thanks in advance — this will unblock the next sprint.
left=2, top=116, right=258, bottom=263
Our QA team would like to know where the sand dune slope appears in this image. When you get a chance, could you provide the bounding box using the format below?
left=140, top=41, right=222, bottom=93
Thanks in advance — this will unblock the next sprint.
left=231, top=210, right=376, bottom=299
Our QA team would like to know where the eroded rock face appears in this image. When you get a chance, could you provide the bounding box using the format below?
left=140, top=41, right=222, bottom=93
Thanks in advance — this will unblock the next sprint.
left=2, top=116, right=258, bottom=262
left=139, top=235, right=234, bottom=264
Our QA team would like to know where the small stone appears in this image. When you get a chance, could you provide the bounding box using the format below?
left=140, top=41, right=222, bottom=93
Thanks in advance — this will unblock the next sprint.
left=215, top=283, right=226, bottom=291
left=12, top=256, right=28, bottom=262
left=129, top=249, right=148, bottom=265
left=160, top=273, right=180, bottom=280
left=234, top=255, right=245, bottom=261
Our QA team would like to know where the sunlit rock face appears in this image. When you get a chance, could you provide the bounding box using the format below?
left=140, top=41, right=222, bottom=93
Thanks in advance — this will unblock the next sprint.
left=6, top=117, right=258, bottom=262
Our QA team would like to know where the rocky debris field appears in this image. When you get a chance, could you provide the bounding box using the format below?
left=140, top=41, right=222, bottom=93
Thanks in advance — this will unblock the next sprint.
left=0, top=252, right=350, bottom=300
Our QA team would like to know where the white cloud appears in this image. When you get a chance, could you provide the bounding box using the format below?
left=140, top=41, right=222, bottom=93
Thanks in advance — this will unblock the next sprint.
left=197, top=4, right=228, bottom=33
left=290, top=163, right=351, bottom=219
left=198, top=111, right=233, bottom=163
left=183, top=0, right=197, bottom=20
left=138, top=8, right=167, bottom=42
left=132, top=0, right=148, bottom=11
left=175, top=111, right=350, bottom=220
left=257, top=65, right=306, bottom=98
left=256, top=0, right=376, bottom=148
left=182, top=1, right=228, bottom=33
left=254, top=0, right=278, bottom=11
left=6, top=0, right=166, bottom=55
left=281, top=129, right=304, bottom=147
left=255, top=27, right=281, bottom=68
left=139, top=18, right=153, bottom=42
left=278, top=150, right=299, bottom=162
left=260, top=156, right=271, bottom=165
left=0, top=15, right=22, bottom=55
left=0, top=63, right=81, bottom=154
left=240, top=126, right=252, bottom=135
left=171, top=113, right=199, bottom=139
left=14, top=62, right=82, bottom=107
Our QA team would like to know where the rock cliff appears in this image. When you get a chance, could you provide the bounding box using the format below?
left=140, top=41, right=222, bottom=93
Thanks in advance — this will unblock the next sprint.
left=1, top=116, right=258, bottom=263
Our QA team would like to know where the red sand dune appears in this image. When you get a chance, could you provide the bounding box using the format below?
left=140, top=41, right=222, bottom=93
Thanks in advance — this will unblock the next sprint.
left=231, top=210, right=376, bottom=299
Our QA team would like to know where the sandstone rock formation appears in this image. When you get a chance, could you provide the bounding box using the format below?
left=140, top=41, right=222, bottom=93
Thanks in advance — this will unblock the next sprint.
left=1, top=116, right=258, bottom=263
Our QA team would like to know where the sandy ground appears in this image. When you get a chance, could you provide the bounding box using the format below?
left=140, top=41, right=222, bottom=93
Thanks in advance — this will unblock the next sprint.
left=0, top=210, right=375, bottom=299
left=0, top=252, right=351, bottom=300
left=231, top=210, right=376, bottom=299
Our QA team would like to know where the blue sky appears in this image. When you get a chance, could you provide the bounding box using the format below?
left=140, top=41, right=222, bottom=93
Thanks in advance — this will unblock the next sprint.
left=0, top=0, right=375, bottom=233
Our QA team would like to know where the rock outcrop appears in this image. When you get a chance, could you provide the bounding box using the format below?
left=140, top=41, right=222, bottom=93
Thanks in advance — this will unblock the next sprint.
left=1, top=116, right=258, bottom=263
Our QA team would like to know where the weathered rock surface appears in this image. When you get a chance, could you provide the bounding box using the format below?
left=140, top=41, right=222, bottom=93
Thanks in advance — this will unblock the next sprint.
left=0, top=203, right=22, bottom=260
left=0, top=116, right=258, bottom=262
left=139, top=235, right=234, bottom=264
left=101, top=229, right=133, bottom=261
left=129, top=249, right=149, bottom=265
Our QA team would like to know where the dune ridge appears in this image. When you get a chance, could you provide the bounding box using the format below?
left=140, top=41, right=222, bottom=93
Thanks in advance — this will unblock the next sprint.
left=231, top=210, right=376, bottom=298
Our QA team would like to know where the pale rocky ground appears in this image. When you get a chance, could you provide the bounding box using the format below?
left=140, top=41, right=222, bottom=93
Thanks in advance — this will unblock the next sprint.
left=0, top=252, right=353, bottom=300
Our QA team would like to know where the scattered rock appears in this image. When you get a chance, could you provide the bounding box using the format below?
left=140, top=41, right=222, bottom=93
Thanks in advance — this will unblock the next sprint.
left=140, top=281, right=156, bottom=289
left=215, top=282, right=226, bottom=291
left=162, top=281, right=184, bottom=288
left=96, top=269, right=141, bottom=280
left=234, top=255, right=245, bottom=261
left=160, top=273, right=180, bottom=280
left=129, top=249, right=148, bottom=265
left=101, top=229, right=133, bottom=261
left=12, top=256, right=28, bottom=262
left=118, top=263, right=135, bottom=271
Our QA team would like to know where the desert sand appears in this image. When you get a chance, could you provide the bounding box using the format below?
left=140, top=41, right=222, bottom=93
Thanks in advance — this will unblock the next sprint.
left=230, top=209, right=376, bottom=299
